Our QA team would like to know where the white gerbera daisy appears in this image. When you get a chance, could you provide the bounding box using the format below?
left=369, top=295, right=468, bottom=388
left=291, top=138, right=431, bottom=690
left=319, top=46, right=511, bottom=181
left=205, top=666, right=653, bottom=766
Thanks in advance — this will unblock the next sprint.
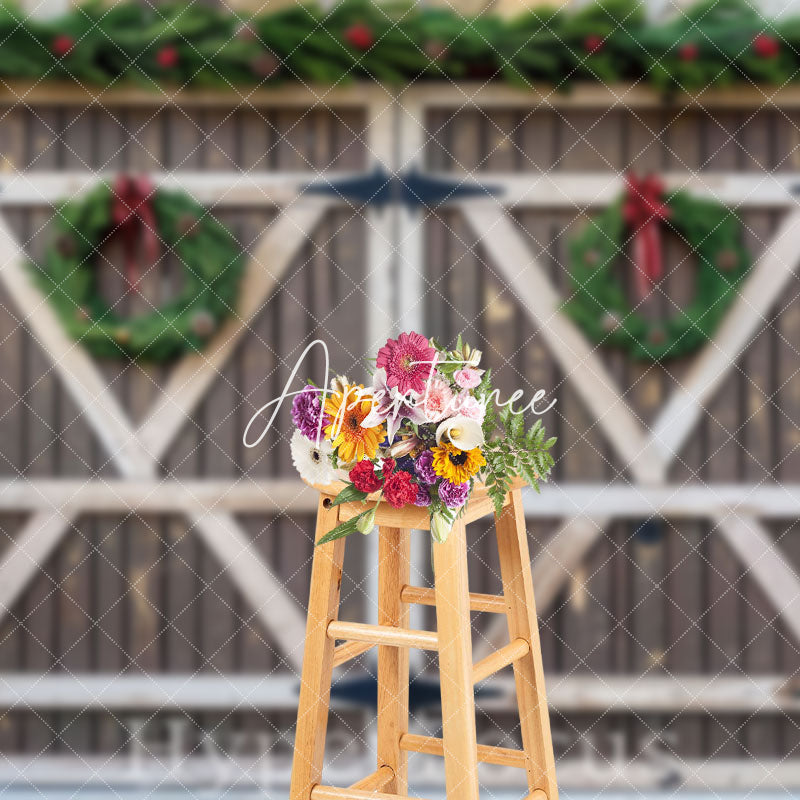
left=290, top=429, right=336, bottom=485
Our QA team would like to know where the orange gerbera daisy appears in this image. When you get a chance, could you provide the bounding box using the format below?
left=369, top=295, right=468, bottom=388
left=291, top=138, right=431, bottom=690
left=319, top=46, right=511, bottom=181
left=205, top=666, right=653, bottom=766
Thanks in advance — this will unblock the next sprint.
left=324, top=384, right=385, bottom=463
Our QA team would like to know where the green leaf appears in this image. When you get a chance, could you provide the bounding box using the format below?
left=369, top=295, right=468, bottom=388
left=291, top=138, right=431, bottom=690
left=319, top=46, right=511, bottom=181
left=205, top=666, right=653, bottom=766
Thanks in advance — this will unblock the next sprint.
left=316, top=509, right=373, bottom=545
left=330, top=483, right=369, bottom=506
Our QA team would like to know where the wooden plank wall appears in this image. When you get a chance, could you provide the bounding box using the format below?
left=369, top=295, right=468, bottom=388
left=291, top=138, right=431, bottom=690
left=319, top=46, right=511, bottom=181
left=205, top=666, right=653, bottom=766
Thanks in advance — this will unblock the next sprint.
left=424, top=104, right=800, bottom=763
left=0, top=97, right=798, bottom=769
left=0, top=102, right=370, bottom=756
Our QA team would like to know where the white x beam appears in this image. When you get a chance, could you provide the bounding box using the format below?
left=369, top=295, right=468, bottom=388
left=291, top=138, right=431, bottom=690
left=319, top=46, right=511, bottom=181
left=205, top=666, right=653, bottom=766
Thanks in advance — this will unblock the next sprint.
left=464, top=200, right=800, bottom=656
left=0, top=196, right=333, bottom=669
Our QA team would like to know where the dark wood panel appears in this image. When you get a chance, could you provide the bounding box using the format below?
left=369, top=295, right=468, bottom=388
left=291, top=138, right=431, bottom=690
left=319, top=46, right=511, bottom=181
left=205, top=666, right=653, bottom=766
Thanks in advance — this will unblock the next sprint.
left=0, top=99, right=797, bottom=766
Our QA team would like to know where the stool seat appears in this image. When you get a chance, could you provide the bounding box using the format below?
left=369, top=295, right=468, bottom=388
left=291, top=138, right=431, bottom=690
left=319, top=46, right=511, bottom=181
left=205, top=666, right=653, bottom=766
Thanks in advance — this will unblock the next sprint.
left=289, top=481, right=558, bottom=800
left=305, top=475, right=527, bottom=529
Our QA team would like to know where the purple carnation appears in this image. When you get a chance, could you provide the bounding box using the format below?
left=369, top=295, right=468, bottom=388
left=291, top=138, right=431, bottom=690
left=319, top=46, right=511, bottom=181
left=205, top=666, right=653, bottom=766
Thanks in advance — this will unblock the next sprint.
left=291, top=385, right=329, bottom=441
left=414, top=484, right=431, bottom=507
left=414, top=450, right=437, bottom=485
left=438, top=479, right=470, bottom=509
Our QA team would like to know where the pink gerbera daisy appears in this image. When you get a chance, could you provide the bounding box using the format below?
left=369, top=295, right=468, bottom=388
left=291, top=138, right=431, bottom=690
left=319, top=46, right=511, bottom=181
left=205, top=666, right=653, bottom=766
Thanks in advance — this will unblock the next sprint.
left=376, top=332, right=436, bottom=395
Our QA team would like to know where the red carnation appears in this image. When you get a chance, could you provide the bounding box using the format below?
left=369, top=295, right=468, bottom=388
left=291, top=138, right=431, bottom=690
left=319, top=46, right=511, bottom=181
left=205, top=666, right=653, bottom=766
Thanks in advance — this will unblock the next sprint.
left=349, top=459, right=383, bottom=493
left=344, top=23, right=374, bottom=51
left=753, top=33, right=780, bottom=59
left=381, top=458, right=396, bottom=478
left=678, top=42, right=699, bottom=62
left=383, top=471, right=417, bottom=509
left=52, top=35, right=74, bottom=57
left=584, top=34, right=605, bottom=55
left=157, top=45, right=179, bottom=69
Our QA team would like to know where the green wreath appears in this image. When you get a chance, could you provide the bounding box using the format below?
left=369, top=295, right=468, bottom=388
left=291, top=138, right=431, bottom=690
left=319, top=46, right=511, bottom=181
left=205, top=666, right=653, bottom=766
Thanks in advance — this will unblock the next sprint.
left=35, top=183, right=245, bottom=362
left=565, top=190, right=750, bottom=361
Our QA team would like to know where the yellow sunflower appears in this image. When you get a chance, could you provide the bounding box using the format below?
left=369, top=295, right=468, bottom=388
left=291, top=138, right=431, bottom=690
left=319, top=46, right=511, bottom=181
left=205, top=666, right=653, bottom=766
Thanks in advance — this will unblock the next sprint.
left=324, top=384, right=384, bottom=463
left=431, top=442, right=486, bottom=484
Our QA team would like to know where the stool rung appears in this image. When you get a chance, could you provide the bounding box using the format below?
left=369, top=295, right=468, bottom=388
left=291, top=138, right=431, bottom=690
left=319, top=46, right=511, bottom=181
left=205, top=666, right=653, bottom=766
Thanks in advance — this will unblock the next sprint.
left=472, top=637, right=530, bottom=684
left=349, top=765, right=394, bottom=791
left=399, top=733, right=527, bottom=769
left=400, top=585, right=507, bottom=614
left=327, top=620, right=438, bottom=650
left=312, top=786, right=432, bottom=800
left=332, top=639, right=375, bottom=668
left=526, top=792, right=548, bottom=800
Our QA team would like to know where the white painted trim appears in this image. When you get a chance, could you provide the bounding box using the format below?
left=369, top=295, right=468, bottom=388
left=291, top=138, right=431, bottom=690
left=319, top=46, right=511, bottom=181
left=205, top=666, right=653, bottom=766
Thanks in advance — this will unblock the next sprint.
left=0, top=478, right=319, bottom=513
left=466, top=172, right=800, bottom=208
left=0, top=673, right=299, bottom=711
left=0, top=218, right=155, bottom=478
left=0, top=171, right=350, bottom=208
left=5, top=479, right=800, bottom=518
left=0, top=511, right=75, bottom=618
left=0, top=196, right=329, bottom=662
left=0, top=672, right=795, bottom=713
left=715, top=512, right=800, bottom=644
left=5, top=171, right=799, bottom=210
left=138, top=198, right=331, bottom=461
left=469, top=202, right=800, bottom=657
left=189, top=511, right=306, bottom=669
left=529, top=517, right=610, bottom=616
left=0, top=756, right=795, bottom=791
left=460, top=199, right=663, bottom=483
left=646, top=207, right=800, bottom=467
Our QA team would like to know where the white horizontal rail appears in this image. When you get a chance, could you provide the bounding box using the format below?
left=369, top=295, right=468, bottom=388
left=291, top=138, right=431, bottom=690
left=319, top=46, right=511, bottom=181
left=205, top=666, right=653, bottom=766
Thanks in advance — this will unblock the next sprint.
left=403, top=80, right=800, bottom=110
left=0, top=755, right=795, bottom=791
left=1, top=479, right=799, bottom=517
left=0, top=171, right=351, bottom=207
left=7, top=80, right=800, bottom=110
left=0, top=672, right=796, bottom=713
left=4, top=171, right=800, bottom=209
left=0, top=754, right=796, bottom=791
left=474, top=172, right=800, bottom=208
left=0, top=673, right=299, bottom=711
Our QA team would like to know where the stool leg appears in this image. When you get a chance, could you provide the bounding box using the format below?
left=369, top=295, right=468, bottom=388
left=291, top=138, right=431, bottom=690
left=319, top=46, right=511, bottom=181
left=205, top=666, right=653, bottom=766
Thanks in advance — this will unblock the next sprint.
left=495, top=489, right=558, bottom=800
left=377, top=526, right=411, bottom=794
left=289, top=497, right=347, bottom=800
left=432, top=519, right=480, bottom=800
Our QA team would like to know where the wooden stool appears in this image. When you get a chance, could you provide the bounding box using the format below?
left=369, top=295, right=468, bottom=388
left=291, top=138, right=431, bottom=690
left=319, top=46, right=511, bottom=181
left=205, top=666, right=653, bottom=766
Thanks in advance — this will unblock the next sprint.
left=289, top=478, right=558, bottom=800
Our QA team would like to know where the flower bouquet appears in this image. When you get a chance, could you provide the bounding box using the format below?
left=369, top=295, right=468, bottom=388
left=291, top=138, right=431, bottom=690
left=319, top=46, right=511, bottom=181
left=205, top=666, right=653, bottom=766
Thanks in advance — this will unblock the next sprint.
left=290, top=332, right=556, bottom=545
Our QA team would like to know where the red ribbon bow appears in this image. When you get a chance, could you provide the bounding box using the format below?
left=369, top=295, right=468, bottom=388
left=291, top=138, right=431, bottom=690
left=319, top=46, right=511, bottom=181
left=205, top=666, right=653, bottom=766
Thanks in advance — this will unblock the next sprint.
left=622, top=173, right=670, bottom=300
left=111, top=175, right=159, bottom=288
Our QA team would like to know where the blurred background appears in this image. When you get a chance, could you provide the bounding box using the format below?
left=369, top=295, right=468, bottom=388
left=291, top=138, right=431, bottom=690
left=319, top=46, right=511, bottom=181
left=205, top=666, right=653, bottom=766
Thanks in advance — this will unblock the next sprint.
left=1, top=0, right=800, bottom=798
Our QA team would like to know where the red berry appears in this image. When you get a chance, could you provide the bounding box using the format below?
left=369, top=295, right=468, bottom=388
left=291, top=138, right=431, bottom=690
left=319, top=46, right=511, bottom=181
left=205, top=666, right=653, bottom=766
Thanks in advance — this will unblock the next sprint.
left=344, top=23, right=374, bottom=51
left=424, top=39, right=448, bottom=61
left=584, top=34, right=604, bottom=54
left=156, top=45, right=179, bottom=69
left=753, top=33, right=780, bottom=58
left=250, top=52, right=280, bottom=78
left=678, top=42, right=699, bottom=62
left=237, top=24, right=256, bottom=41
left=51, top=35, right=74, bottom=57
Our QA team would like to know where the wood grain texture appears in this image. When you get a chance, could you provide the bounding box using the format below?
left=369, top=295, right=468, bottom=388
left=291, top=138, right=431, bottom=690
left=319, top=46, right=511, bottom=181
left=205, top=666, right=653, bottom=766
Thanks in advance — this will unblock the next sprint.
left=400, top=732, right=527, bottom=768
left=432, top=518, right=480, bottom=800
left=289, top=496, right=346, bottom=800
left=495, top=490, right=558, bottom=800
left=377, top=527, right=411, bottom=794
left=326, top=621, right=438, bottom=651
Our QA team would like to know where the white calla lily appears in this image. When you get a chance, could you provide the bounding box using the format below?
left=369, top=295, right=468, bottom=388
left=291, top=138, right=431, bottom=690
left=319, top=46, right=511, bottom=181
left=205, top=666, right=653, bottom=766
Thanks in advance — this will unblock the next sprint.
left=435, top=415, right=484, bottom=450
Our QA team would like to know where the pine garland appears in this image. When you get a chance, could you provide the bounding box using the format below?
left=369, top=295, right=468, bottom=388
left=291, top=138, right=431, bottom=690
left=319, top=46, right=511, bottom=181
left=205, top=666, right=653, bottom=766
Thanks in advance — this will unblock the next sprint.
left=2, top=0, right=800, bottom=91
left=35, top=183, right=245, bottom=362
left=566, top=190, right=750, bottom=361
